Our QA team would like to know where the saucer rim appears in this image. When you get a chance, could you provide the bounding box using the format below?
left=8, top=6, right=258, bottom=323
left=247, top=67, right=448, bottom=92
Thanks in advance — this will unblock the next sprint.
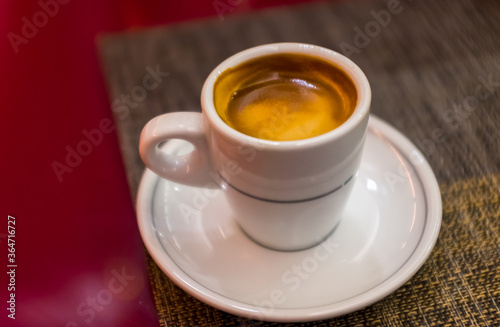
left=136, top=114, right=442, bottom=322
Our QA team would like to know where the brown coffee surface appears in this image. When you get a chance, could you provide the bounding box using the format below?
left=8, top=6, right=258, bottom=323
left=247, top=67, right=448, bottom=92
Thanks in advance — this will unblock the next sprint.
left=213, top=53, right=357, bottom=141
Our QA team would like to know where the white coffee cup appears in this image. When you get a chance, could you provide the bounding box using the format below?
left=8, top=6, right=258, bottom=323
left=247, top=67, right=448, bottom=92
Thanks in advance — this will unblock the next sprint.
left=140, top=43, right=371, bottom=251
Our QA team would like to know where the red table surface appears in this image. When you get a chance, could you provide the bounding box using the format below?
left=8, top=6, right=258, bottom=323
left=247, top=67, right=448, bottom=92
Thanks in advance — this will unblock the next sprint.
left=0, top=0, right=319, bottom=326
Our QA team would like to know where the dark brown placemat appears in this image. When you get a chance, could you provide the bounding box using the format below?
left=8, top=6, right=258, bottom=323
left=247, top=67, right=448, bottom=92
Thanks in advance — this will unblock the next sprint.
left=98, top=0, right=500, bottom=325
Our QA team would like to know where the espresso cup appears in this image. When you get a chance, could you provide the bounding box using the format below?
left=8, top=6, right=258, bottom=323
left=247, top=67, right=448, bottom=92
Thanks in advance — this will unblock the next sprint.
left=139, top=43, right=371, bottom=251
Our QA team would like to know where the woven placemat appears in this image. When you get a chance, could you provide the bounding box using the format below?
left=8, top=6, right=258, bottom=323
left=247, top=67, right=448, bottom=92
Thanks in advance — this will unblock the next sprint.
left=98, top=0, right=500, bottom=325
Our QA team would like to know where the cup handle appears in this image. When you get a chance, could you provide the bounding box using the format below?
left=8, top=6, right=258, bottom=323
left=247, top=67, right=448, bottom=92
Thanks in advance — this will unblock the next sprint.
left=139, top=112, right=213, bottom=187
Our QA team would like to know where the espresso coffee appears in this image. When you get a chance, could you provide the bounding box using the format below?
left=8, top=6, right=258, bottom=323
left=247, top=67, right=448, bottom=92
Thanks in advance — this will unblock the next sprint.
left=213, top=53, right=357, bottom=141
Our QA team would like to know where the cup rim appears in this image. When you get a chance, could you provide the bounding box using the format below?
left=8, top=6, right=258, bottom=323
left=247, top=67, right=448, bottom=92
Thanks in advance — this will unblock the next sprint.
left=201, top=42, right=371, bottom=150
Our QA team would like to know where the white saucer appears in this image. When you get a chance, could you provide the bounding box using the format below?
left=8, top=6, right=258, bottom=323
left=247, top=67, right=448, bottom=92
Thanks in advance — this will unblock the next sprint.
left=136, top=115, right=442, bottom=322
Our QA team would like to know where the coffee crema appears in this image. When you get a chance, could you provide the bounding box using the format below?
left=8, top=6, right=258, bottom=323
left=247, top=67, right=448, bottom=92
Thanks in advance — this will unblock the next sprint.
left=213, top=53, right=357, bottom=141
